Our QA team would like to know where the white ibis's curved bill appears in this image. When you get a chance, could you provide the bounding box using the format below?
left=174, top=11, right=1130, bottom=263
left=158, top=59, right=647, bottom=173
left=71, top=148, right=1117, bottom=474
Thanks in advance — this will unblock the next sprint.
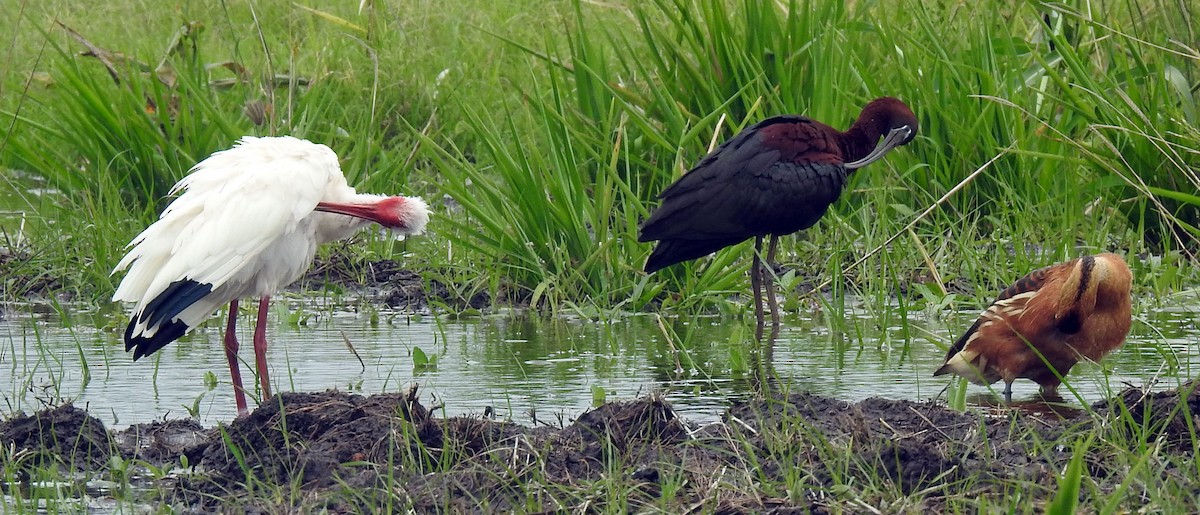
left=844, top=125, right=914, bottom=169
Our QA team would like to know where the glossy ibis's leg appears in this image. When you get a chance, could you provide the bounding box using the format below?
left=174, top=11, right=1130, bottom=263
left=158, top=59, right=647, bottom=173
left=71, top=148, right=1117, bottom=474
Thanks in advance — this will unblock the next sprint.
left=223, top=300, right=249, bottom=416
left=1003, top=381, right=1013, bottom=403
left=253, top=296, right=273, bottom=403
left=765, top=235, right=781, bottom=331
left=752, top=236, right=766, bottom=341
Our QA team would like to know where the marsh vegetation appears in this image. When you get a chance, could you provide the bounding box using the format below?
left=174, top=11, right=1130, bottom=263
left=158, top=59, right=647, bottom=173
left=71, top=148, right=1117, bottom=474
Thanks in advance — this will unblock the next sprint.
left=2, top=0, right=1199, bottom=512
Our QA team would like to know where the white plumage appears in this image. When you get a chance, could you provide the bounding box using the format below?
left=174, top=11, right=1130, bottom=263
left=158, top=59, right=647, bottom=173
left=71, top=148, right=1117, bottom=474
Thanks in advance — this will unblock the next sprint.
left=112, top=136, right=430, bottom=415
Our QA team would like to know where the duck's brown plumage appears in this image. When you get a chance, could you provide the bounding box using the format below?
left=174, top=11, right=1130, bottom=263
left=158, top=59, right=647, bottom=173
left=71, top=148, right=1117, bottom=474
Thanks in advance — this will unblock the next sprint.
left=934, top=252, right=1133, bottom=400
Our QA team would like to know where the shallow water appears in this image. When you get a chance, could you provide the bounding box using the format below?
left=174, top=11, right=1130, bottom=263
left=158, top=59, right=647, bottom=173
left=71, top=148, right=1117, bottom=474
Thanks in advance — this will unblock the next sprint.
left=0, top=293, right=1195, bottom=428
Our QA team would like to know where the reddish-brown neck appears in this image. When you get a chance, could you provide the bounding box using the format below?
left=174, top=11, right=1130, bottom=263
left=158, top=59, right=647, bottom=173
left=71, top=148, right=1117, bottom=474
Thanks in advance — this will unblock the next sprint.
left=839, top=97, right=917, bottom=163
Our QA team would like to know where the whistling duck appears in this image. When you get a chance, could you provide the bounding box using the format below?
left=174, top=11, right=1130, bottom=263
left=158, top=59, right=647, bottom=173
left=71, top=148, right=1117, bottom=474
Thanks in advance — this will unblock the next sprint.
left=934, top=252, right=1133, bottom=401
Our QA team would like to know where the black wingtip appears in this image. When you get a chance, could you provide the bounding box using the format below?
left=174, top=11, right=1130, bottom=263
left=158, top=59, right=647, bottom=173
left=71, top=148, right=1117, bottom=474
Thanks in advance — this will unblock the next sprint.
left=643, top=247, right=672, bottom=274
left=644, top=242, right=690, bottom=274
left=124, top=278, right=212, bottom=359
left=138, top=279, right=213, bottom=329
left=126, top=318, right=191, bottom=360
left=643, top=237, right=748, bottom=275
left=944, top=317, right=986, bottom=362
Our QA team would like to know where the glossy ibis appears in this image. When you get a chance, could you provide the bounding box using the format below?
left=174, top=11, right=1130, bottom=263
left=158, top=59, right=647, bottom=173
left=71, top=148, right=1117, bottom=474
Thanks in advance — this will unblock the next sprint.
left=112, top=136, right=431, bottom=415
left=934, top=253, right=1133, bottom=401
left=638, top=97, right=918, bottom=337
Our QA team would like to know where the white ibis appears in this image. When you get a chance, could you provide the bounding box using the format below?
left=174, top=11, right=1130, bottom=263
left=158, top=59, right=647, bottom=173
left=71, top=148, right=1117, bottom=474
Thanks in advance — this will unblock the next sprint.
left=112, top=136, right=431, bottom=415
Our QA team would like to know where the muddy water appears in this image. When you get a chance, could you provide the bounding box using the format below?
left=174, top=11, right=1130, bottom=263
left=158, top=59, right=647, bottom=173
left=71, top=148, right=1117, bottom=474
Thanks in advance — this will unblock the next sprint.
left=0, top=296, right=1193, bottom=428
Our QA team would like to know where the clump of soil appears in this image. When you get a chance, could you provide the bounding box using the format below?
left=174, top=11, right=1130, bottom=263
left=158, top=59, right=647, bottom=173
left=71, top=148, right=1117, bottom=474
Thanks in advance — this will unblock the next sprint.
left=2, top=382, right=1198, bottom=512
left=113, top=418, right=208, bottom=468
left=300, top=257, right=491, bottom=311
left=194, top=388, right=430, bottom=492
left=726, top=394, right=972, bottom=494
left=1093, top=379, right=1200, bottom=450
left=0, top=403, right=112, bottom=473
left=0, top=247, right=64, bottom=299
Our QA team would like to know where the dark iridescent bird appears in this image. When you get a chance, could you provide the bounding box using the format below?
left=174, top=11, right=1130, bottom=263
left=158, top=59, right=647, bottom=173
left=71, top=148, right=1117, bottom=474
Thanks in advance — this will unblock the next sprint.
left=934, top=253, right=1133, bottom=401
left=638, top=97, right=918, bottom=337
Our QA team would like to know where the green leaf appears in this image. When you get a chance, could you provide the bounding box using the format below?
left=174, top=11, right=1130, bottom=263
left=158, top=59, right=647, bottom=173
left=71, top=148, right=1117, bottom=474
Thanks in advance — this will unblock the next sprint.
left=591, top=385, right=607, bottom=406
left=1048, top=438, right=1090, bottom=515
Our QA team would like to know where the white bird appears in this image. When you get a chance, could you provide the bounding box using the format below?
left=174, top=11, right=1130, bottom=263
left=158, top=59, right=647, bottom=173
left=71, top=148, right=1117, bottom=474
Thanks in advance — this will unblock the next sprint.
left=112, top=136, right=431, bottom=415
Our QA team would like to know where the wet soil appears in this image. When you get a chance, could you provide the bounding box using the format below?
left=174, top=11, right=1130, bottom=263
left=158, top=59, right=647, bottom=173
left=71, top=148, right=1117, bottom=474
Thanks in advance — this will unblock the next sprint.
left=3, top=381, right=1197, bottom=513
left=0, top=254, right=489, bottom=313
left=298, top=257, right=495, bottom=311
left=0, top=247, right=64, bottom=302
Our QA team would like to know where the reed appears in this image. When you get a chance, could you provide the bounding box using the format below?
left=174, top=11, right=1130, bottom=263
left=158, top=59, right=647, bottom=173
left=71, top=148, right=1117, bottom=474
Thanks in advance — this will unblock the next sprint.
left=3, top=0, right=1198, bottom=308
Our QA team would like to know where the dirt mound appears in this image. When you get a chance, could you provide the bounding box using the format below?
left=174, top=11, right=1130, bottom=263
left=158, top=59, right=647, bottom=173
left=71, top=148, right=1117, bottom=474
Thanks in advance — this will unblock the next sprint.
left=298, top=257, right=491, bottom=311
left=177, top=390, right=695, bottom=511
left=728, top=394, right=970, bottom=494
left=1093, top=379, right=1200, bottom=450
left=399, top=396, right=694, bottom=512
left=0, top=247, right=64, bottom=299
left=195, top=388, right=429, bottom=489
left=2, top=383, right=1198, bottom=512
left=113, top=418, right=209, bottom=468
left=0, top=403, right=112, bottom=474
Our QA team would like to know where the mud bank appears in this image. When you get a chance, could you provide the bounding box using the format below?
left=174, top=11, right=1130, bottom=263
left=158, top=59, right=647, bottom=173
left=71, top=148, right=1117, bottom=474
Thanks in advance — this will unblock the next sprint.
left=3, top=381, right=1197, bottom=513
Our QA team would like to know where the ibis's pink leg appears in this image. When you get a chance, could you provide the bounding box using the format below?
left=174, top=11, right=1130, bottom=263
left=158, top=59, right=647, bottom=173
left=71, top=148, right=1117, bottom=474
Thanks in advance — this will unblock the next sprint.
left=253, top=296, right=273, bottom=402
left=223, top=300, right=249, bottom=416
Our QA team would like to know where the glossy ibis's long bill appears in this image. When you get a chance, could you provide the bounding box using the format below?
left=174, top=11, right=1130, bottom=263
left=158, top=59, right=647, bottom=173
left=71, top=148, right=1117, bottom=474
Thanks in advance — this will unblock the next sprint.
left=845, top=126, right=915, bottom=169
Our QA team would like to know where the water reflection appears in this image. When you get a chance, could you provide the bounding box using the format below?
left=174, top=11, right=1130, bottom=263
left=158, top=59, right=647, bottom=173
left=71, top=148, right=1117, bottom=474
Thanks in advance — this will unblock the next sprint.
left=0, top=297, right=1194, bottom=428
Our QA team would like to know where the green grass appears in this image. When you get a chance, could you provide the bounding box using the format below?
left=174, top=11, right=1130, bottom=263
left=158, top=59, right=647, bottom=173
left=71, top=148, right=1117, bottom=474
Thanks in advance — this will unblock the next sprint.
left=2, top=0, right=1198, bottom=309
